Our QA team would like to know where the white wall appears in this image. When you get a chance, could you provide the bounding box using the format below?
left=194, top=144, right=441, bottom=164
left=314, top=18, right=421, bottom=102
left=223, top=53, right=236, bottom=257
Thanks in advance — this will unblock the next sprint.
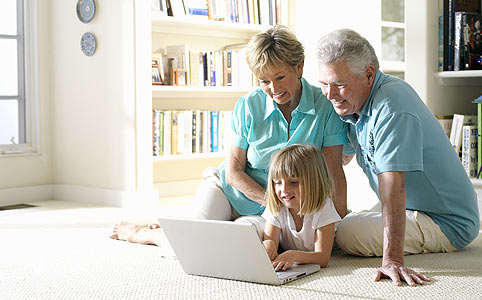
left=1, top=0, right=154, bottom=207
left=50, top=0, right=137, bottom=190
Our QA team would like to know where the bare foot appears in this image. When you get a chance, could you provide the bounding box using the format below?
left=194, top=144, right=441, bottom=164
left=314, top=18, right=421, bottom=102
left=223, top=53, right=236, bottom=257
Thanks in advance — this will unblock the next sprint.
left=110, top=221, right=161, bottom=246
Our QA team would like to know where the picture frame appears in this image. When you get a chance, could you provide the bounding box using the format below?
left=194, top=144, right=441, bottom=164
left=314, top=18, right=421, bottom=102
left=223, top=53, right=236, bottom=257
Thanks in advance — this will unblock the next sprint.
left=152, top=59, right=163, bottom=85
left=170, top=68, right=188, bottom=86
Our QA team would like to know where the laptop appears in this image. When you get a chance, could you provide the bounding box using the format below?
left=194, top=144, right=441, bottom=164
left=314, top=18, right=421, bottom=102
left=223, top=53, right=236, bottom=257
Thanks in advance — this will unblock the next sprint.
left=157, top=216, right=320, bottom=285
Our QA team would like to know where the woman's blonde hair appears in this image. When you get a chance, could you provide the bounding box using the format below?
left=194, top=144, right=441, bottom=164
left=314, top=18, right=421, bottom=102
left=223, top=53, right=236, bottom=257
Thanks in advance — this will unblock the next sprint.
left=246, top=24, right=304, bottom=78
left=266, top=144, right=334, bottom=216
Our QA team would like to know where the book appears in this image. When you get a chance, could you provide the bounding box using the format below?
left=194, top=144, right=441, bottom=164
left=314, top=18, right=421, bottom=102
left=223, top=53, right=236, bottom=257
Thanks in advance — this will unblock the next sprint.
left=436, top=115, right=453, bottom=138
left=223, top=50, right=233, bottom=86
left=163, top=110, right=172, bottom=155
left=462, top=125, right=478, bottom=177
left=189, top=50, right=204, bottom=87
left=183, top=0, right=209, bottom=18
left=463, top=13, right=482, bottom=70
left=449, top=113, right=477, bottom=158
left=171, top=110, right=179, bottom=155
left=153, top=109, right=161, bottom=156
left=455, top=12, right=482, bottom=70
left=473, top=95, right=482, bottom=175
left=168, top=0, right=186, bottom=17
left=210, top=111, right=219, bottom=152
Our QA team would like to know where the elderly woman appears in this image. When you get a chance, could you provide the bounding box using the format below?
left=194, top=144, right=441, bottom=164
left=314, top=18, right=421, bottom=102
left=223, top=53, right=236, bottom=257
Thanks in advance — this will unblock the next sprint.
left=111, top=25, right=348, bottom=245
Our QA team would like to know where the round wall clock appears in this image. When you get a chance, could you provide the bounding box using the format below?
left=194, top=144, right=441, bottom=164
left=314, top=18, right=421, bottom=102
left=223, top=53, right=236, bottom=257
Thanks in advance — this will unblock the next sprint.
left=81, top=32, right=97, bottom=56
left=76, top=0, right=96, bottom=23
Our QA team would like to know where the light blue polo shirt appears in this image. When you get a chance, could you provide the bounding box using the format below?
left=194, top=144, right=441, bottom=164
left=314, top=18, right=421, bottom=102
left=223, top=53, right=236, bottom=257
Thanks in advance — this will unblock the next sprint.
left=218, top=77, right=348, bottom=216
left=341, top=71, right=479, bottom=249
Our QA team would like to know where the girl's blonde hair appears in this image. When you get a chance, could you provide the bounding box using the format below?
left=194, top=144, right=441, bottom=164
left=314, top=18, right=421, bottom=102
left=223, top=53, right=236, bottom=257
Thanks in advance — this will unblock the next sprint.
left=266, top=144, right=334, bottom=216
left=246, top=24, right=305, bottom=78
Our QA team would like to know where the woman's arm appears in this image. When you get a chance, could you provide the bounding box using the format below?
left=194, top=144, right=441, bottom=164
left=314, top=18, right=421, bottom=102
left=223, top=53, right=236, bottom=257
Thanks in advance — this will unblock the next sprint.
left=225, top=145, right=267, bottom=205
left=322, top=145, right=348, bottom=218
left=262, top=222, right=281, bottom=261
left=272, top=223, right=335, bottom=271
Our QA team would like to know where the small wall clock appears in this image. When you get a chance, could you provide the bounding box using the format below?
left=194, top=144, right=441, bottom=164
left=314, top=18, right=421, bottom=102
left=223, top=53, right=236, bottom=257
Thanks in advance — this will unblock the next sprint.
left=76, top=0, right=96, bottom=24
left=81, top=32, right=97, bottom=56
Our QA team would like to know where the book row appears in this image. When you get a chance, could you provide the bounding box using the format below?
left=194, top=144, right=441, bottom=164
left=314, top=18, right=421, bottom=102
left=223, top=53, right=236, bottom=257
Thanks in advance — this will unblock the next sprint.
left=439, top=113, right=479, bottom=178
left=153, top=109, right=233, bottom=156
left=153, top=0, right=289, bottom=26
left=152, top=45, right=257, bottom=88
left=438, top=0, right=482, bottom=71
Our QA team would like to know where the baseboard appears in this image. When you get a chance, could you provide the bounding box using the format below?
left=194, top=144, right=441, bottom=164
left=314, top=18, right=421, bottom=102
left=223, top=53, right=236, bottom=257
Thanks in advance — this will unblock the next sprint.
left=53, top=184, right=158, bottom=207
left=0, top=184, right=53, bottom=205
left=0, top=184, right=158, bottom=208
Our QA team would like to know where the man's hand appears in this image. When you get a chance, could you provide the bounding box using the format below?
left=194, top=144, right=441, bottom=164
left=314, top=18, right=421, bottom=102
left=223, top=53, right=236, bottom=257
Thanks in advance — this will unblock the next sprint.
left=374, top=262, right=430, bottom=286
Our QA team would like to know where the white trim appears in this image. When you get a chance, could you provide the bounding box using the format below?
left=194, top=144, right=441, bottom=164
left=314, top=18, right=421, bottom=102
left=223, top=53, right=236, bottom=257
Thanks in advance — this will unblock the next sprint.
left=381, top=20, right=405, bottom=29
left=0, top=184, right=159, bottom=208
left=0, top=184, right=53, bottom=206
left=53, top=184, right=159, bottom=208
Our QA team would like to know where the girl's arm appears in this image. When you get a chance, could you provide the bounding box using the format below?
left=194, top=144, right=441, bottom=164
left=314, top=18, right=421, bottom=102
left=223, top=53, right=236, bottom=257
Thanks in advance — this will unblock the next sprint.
left=272, top=223, right=335, bottom=271
left=262, top=222, right=281, bottom=261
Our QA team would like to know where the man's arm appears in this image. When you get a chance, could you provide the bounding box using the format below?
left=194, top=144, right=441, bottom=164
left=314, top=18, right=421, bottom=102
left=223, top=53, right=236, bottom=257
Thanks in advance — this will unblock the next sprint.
left=322, top=145, right=348, bottom=218
left=375, top=171, right=430, bottom=286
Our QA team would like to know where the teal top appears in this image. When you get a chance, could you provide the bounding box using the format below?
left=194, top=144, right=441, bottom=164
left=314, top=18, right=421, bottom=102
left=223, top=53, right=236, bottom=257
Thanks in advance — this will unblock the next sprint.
left=218, top=78, right=348, bottom=215
left=341, top=71, right=480, bottom=249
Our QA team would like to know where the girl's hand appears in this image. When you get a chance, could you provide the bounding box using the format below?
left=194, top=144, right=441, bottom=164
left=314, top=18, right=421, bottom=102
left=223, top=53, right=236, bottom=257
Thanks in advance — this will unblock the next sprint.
left=272, top=250, right=296, bottom=271
left=263, top=240, right=278, bottom=261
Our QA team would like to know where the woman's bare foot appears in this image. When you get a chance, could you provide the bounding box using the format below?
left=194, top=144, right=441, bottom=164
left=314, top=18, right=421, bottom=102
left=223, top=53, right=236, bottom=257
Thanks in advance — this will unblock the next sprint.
left=110, top=221, right=162, bottom=246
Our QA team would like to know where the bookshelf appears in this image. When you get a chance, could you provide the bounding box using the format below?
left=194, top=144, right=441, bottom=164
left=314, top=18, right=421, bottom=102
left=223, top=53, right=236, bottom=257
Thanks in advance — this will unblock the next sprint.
left=436, top=70, right=482, bottom=86
left=149, top=4, right=293, bottom=196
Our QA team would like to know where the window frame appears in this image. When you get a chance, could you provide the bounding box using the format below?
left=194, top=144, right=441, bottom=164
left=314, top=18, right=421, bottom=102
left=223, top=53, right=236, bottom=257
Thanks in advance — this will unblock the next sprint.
left=379, top=1, right=406, bottom=77
left=0, top=0, right=38, bottom=155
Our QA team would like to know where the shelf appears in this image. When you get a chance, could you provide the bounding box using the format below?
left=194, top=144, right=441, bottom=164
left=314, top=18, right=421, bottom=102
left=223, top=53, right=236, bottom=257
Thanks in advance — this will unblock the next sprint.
left=436, top=71, right=482, bottom=86
left=153, top=152, right=226, bottom=161
left=152, top=85, right=253, bottom=99
left=151, top=13, right=266, bottom=39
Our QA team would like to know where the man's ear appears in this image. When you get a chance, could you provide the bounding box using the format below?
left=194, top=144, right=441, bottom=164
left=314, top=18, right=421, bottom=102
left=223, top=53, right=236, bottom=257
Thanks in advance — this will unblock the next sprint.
left=365, top=65, right=376, bottom=85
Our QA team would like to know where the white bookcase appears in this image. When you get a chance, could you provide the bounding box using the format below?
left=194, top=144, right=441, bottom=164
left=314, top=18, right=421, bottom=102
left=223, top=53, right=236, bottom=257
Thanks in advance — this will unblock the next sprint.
left=148, top=8, right=293, bottom=196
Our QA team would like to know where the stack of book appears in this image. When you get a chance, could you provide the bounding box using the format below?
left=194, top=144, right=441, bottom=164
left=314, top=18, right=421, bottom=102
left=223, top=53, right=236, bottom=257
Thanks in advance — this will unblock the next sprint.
left=442, top=95, right=482, bottom=179
left=154, top=0, right=289, bottom=26
left=438, top=0, right=482, bottom=71
left=153, top=44, right=257, bottom=88
left=153, top=109, right=233, bottom=156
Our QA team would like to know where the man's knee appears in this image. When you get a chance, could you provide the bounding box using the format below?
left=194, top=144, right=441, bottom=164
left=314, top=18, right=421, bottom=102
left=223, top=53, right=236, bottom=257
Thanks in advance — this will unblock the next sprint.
left=335, top=212, right=383, bottom=257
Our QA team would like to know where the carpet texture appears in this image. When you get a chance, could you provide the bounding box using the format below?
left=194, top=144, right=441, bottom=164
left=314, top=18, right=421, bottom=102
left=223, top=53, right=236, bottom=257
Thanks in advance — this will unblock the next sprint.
left=1, top=200, right=481, bottom=300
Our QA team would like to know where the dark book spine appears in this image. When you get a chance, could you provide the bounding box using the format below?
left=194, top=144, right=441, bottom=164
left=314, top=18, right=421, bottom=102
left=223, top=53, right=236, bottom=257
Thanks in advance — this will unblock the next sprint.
left=454, top=12, right=464, bottom=71
left=448, top=0, right=455, bottom=70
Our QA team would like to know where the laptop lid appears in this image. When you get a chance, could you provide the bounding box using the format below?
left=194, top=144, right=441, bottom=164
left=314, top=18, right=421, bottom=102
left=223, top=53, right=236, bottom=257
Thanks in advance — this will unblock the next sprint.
left=157, top=216, right=320, bottom=285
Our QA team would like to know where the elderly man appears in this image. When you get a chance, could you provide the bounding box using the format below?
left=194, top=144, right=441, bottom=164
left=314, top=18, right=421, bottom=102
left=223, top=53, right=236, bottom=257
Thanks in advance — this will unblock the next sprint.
left=316, top=28, right=479, bottom=286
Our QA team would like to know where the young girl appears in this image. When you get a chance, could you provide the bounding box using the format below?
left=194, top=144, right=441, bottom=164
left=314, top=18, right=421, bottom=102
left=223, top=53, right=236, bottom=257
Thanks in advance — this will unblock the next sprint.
left=262, top=144, right=341, bottom=271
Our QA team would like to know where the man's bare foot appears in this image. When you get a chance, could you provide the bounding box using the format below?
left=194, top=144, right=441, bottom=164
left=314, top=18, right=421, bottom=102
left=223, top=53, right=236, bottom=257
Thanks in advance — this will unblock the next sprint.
left=110, top=221, right=161, bottom=246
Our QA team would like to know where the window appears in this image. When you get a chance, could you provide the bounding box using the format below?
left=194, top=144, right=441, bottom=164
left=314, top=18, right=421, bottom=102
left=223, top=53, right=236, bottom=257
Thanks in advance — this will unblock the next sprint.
left=380, top=0, right=405, bottom=79
left=0, top=0, right=37, bottom=153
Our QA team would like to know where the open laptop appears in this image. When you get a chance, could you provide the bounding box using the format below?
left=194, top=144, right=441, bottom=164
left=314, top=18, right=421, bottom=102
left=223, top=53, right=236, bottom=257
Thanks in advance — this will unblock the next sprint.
left=157, top=216, right=320, bottom=285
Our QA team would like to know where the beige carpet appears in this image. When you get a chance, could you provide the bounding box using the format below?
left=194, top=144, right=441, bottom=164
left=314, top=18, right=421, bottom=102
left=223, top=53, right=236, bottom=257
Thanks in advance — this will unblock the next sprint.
left=1, top=200, right=481, bottom=300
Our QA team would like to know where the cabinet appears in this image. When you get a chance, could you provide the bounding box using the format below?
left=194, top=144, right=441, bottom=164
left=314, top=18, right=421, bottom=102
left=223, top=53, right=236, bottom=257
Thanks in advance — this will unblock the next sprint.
left=149, top=12, right=291, bottom=196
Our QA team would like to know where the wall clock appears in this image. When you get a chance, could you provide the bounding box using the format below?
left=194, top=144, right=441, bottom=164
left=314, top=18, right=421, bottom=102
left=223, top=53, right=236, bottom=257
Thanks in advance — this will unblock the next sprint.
left=81, top=32, right=97, bottom=56
left=76, top=0, right=96, bottom=23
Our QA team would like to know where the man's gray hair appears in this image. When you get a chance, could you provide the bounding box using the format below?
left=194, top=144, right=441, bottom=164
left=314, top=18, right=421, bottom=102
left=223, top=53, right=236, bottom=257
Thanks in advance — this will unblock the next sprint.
left=316, top=29, right=379, bottom=75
